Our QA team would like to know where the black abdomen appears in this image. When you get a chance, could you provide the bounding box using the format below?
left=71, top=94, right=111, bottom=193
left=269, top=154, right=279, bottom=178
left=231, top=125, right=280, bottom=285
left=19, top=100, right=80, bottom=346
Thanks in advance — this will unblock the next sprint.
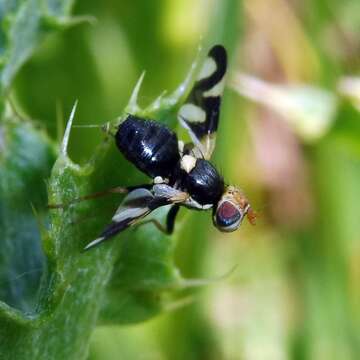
left=116, top=115, right=180, bottom=178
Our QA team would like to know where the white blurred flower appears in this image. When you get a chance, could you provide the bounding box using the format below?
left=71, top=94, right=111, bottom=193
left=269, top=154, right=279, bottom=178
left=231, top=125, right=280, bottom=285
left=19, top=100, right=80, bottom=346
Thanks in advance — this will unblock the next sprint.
left=338, top=76, right=360, bottom=111
left=231, top=73, right=338, bottom=142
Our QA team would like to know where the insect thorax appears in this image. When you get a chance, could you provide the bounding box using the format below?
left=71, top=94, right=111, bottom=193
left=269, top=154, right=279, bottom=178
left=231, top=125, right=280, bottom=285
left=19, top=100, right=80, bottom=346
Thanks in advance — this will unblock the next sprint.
left=175, top=156, right=224, bottom=207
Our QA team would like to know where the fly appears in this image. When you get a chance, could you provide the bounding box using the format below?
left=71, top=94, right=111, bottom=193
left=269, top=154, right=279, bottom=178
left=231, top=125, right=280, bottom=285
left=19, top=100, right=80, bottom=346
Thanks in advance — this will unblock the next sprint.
left=51, top=45, right=256, bottom=250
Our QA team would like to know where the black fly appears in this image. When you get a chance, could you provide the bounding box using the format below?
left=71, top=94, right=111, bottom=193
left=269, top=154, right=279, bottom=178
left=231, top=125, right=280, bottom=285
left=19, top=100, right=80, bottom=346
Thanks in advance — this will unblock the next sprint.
left=55, top=45, right=256, bottom=250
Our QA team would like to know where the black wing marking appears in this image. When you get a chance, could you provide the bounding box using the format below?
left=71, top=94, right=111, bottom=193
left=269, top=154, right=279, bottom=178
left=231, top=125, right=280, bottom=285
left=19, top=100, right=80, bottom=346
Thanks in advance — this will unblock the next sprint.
left=178, top=45, right=227, bottom=160
left=84, top=186, right=189, bottom=250
left=84, top=188, right=169, bottom=250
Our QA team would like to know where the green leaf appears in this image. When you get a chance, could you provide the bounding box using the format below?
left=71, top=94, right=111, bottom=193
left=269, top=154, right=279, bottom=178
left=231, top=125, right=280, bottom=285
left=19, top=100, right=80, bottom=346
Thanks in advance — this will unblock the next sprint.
left=0, top=0, right=78, bottom=94
left=327, top=100, right=360, bottom=156
left=0, top=17, right=205, bottom=358
left=0, top=110, right=56, bottom=312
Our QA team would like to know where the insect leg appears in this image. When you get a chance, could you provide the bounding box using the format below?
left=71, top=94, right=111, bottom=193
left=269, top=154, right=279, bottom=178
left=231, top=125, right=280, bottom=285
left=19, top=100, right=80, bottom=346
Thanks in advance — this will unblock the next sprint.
left=84, top=187, right=188, bottom=250
left=134, top=219, right=169, bottom=234
left=166, top=204, right=180, bottom=234
left=133, top=204, right=180, bottom=235
left=48, top=184, right=152, bottom=209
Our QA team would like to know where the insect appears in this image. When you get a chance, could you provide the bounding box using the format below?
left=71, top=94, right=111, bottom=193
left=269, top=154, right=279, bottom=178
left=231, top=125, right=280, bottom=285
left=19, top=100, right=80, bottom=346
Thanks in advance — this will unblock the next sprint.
left=66, top=45, right=255, bottom=250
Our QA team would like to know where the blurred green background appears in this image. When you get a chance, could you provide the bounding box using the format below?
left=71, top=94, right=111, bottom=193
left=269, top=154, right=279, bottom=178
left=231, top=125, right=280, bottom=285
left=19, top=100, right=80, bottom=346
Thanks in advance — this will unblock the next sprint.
left=10, top=0, right=360, bottom=359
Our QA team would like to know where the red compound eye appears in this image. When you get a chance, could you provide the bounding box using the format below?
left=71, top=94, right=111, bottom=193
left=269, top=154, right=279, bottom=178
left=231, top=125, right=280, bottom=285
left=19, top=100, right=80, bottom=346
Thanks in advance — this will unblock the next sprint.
left=215, top=201, right=241, bottom=229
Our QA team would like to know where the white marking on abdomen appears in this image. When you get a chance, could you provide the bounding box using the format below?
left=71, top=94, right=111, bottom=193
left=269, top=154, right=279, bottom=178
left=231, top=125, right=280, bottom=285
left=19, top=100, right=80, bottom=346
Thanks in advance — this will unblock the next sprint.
left=179, top=104, right=206, bottom=123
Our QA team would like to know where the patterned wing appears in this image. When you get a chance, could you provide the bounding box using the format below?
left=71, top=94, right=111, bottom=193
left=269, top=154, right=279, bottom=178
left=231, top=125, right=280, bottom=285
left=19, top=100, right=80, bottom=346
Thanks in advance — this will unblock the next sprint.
left=178, top=45, right=227, bottom=160
left=84, top=185, right=189, bottom=250
left=84, top=188, right=169, bottom=250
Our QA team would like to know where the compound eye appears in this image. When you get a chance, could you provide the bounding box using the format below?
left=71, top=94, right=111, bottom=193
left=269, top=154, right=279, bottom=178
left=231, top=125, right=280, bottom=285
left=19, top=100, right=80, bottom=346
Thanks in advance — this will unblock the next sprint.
left=215, top=201, right=242, bottom=232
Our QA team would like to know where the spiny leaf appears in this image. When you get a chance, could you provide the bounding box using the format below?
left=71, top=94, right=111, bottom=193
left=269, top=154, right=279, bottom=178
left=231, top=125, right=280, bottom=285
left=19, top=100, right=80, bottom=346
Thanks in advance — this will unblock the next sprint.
left=0, top=0, right=81, bottom=94
left=0, top=109, right=56, bottom=314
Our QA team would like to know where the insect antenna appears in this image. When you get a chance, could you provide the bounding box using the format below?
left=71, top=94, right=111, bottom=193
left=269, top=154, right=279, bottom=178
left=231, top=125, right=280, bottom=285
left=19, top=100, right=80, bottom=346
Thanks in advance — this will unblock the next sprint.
left=246, top=202, right=270, bottom=225
left=246, top=205, right=257, bottom=225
